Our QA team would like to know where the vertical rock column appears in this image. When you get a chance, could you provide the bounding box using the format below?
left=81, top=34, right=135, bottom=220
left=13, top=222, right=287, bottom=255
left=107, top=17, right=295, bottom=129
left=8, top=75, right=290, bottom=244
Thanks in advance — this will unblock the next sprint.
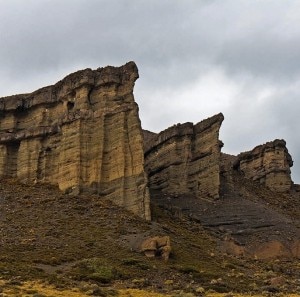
left=78, top=64, right=151, bottom=220
left=17, top=139, right=42, bottom=182
left=188, top=113, right=224, bottom=199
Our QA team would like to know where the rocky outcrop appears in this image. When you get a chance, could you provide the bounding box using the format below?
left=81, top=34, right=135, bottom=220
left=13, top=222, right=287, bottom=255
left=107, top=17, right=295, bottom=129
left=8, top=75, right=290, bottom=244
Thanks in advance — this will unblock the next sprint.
left=144, top=113, right=224, bottom=199
left=0, top=62, right=150, bottom=220
left=233, top=139, right=293, bottom=192
left=140, top=236, right=171, bottom=261
left=151, top=174, right=300, bottom=259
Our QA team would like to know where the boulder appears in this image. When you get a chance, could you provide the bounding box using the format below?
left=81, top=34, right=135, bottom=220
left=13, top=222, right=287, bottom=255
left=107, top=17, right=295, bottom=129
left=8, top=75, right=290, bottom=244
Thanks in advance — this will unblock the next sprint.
left=140, top=236, right=171, bottom=261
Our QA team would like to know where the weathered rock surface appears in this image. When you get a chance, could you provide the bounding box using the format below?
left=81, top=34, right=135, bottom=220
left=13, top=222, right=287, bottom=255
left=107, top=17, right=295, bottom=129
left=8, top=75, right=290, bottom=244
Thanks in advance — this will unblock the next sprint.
left=140, top=236, right=171, bottom=261
left=143, top=113, right=224, bottom=200
left=0, top=62, right=150, bottom=220
left=233, top=139, right=293, bottom=193
left=151, top=169, right=300, bottom=259
left=149, top=150, right=300, bottom=259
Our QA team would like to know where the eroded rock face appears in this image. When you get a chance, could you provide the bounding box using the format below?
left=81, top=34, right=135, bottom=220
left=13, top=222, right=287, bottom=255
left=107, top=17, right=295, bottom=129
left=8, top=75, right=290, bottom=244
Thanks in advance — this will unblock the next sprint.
left=0, top=62, right=150, bottom=220
left=233, top=139, right=293, bottom=193
left=143, top=113, right=224, bottom=199
left=140, top=236, right=171, bottom=261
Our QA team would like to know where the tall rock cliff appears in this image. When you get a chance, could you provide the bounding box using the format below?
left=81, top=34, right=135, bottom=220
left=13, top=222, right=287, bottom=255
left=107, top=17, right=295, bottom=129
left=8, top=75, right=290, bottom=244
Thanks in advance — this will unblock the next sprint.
left=0, top=62, right=150, bottom=220
left=233, top=139, right=293, bottom=193
left=143, top=113, right=224, bottom=199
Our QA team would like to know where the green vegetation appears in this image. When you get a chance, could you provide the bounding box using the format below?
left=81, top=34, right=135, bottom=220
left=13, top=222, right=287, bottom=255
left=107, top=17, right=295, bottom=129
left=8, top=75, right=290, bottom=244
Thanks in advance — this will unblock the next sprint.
left=70, top=258, right=121, bottom=283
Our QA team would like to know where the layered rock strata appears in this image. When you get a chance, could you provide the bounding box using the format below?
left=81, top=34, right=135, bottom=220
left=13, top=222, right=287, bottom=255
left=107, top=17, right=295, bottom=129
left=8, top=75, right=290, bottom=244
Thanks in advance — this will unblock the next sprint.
left=233, top=139, right=293, bottom=193
left=0, top=62, right=150, bottom=220
left=143, top=113, right=224, bottom=199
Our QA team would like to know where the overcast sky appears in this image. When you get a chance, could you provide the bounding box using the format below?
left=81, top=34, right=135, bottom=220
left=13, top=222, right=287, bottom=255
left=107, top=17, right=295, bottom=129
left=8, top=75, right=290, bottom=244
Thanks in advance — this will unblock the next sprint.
left=0, top=0, right=299, bottom=182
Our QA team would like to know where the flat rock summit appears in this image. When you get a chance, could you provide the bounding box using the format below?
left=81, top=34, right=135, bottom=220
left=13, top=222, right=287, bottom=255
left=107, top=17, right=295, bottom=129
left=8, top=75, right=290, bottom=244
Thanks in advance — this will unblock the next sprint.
left=0, top=61, right=299, bottom=262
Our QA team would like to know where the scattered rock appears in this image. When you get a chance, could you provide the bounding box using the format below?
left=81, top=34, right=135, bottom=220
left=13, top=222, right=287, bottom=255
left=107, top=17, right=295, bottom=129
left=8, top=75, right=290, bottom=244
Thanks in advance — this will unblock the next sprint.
left=270, top=276, right=286, bottom=287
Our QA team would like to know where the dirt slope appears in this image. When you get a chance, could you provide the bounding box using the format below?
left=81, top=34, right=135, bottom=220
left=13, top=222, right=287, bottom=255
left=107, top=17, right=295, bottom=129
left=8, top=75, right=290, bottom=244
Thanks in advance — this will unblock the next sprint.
left=0, top=178, right=300, bottom=295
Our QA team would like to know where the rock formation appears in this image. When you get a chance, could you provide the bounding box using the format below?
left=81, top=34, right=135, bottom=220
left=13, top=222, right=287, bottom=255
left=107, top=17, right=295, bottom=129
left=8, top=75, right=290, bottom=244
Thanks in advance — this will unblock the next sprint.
left=140, top=236, right=171, bottom=261
left=233, top=139, right=293, bottom=192
left=143, top=113, right=224, bottom=199
left=0, top=60, right=299, bottom=264
left=0, top=59, right=298, bottom=230
left=0, top=62, right=150, bottom=220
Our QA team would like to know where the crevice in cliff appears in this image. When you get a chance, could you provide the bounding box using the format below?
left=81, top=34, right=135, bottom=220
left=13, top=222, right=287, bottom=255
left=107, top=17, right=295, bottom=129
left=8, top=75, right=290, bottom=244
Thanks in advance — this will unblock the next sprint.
left=124, top=112, right=136, bottom=209
left=5, top=141, right=20, bottom=177
left=37, top=144, right=47, bottom=182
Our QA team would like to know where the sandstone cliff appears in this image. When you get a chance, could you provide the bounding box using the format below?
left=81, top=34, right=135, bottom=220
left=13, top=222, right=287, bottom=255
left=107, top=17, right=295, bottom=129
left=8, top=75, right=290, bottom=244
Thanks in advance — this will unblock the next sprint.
left=143, top=113, right=224, bottom=199
left=233, top=139, right=293, bottom=192
left=0, top=62, right=150, bottom=220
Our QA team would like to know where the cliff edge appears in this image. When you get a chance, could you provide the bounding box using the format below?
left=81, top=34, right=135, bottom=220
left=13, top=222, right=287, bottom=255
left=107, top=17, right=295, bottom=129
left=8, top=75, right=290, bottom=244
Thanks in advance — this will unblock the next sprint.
left=0, top=62, right=150, bottom=220
left=143, top=113, right=224, bottom=200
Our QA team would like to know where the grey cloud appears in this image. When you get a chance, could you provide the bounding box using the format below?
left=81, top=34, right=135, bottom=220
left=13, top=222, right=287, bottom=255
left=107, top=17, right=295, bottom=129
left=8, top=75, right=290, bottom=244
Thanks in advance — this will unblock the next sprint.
left=0, top=0, right=299, bottom=182
left=0, top=0, right=217, bottom=85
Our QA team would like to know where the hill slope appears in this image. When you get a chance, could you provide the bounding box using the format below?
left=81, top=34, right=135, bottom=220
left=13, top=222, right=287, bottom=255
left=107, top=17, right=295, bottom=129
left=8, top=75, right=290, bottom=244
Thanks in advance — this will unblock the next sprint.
left=0, top=178, right=300, bottom=296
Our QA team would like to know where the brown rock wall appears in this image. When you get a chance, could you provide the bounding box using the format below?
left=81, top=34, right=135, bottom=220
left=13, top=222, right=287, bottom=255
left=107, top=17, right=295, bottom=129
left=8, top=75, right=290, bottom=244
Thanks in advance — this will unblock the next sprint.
left=0, top=62, right=150, bottom=220
left=144, top=113, right=224, bottom=199
left=233, top=139, right=293, bottom=192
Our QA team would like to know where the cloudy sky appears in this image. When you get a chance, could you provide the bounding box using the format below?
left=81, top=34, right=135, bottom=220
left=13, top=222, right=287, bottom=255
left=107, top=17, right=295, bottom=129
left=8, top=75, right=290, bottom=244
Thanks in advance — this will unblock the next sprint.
left=0, top=0, right=299, bottom=182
